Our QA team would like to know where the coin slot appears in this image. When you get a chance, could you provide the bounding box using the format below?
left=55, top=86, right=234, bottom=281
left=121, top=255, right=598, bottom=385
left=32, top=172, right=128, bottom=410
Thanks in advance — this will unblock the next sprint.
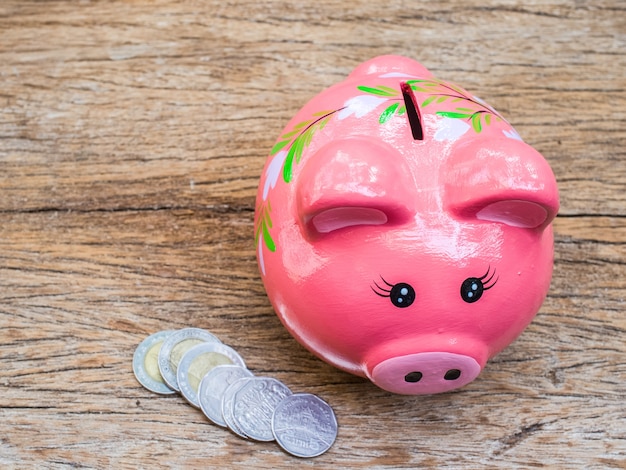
left=401, top=81, right=424, bottom=141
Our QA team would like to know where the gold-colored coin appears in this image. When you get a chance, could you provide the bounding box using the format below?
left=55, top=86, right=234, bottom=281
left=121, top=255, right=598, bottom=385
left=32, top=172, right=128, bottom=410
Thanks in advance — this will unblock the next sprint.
left=157, top=328, right=221, bottom=392
left=177, top=342, right=246, bottom=408
left=132, top=330, right=177, bottom=395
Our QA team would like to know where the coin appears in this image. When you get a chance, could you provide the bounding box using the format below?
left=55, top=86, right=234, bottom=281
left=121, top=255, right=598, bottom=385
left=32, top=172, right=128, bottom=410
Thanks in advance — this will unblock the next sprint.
left=177, top=342, right=246, bottom=408
left=221, top=377, right=252, bottom=439
left=198, top=365, right=254, bottom=427
left=272, top=393, right=338, bottom=458
left=232, top=377, right=292, bottom=442
left=158, top=328, right=221, bottom=392
left=132, top=330, right=177, bottom=395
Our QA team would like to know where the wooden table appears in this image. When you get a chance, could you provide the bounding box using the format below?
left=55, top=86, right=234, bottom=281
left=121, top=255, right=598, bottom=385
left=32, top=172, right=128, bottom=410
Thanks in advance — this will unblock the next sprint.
left=1, top=1, right=624, bottom=468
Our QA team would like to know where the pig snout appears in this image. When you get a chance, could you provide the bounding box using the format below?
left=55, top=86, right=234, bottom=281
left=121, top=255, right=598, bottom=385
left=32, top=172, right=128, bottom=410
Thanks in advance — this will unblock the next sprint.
left=368, top=352, right=482, bottom=395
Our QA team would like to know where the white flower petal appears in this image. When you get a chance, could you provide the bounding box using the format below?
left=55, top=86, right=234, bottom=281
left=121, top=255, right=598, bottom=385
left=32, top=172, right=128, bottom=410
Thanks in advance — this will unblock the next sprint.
left=503, top=128, right=524, bottom=142
left=262, top=150, right=287, bottom=200
left=337, top=95, right=387, bottom=120
left=258, top=237, right=266, bottom=276
left=434, top=117, right=471, bottom=142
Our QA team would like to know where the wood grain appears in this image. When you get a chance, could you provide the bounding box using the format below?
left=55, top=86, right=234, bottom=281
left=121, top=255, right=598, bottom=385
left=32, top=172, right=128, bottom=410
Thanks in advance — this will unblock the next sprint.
left=0, top=1, right=624, bottom=468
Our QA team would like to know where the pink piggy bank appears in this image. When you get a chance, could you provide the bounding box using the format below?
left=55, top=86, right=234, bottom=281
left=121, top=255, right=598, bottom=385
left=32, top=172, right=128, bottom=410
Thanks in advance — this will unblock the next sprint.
left=254, top=55, right=559, bottom=395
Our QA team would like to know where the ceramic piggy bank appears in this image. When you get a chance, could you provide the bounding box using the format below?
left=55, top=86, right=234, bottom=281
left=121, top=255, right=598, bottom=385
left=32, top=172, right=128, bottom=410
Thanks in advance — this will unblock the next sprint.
left=254, top=55, right=559, bottom=395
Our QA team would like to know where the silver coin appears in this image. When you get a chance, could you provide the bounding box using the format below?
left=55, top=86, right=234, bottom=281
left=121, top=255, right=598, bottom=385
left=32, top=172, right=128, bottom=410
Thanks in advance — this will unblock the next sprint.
left=198, top=365, right=254, bottom=427
left=232, top=377, right=292, bottom=442
left=272, top=393, right=338, bottom=458
left=177, top=342, right=246, bottom=408
left=132, top=330, right=177, bottom=395
left=157, top=328, right=221, bottom=392
left=221, top=377, right=252, bottom=439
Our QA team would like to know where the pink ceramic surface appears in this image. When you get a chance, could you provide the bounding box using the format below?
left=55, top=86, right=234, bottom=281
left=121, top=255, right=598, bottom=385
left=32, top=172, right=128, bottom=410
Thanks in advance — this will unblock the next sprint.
left=254, top=55, right=559, bottom=395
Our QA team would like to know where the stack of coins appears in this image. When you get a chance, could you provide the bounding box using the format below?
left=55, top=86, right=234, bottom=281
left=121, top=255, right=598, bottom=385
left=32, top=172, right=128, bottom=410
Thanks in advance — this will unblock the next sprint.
left=132, top=328, right=338, bottom=458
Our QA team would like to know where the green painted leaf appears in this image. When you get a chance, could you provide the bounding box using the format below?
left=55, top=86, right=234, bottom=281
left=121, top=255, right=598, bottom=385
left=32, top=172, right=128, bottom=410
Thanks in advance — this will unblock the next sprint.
left=293, top=120, right=312, bottom=130
left=319, top=116, right=330, bottom=130
left=485, top=114, right=492, bottom=125
left=379, top=103, right=399, bottom=124
left=445, top=82, right=468, bottom=95
left=471, top=113, right=482, bottom=133
left=397, top=104, right=406, bottom=115
left=421, top=96, right=437, bottom=107
left=357, top=85, right=397, bottom=96
left=409, top=85, right=428, bottom=93
left=436, top=96, right=448, bottom=103
left=456, top=107, right=475, bottom=112
left=270, top=139, right=290, bottom=155
left=283, top=146, right=296, bottom=183
left=376, top=85, right=399, bottom=95
left=263, top=209, right=272, bottom=228
left=262, top=222, right=276, bottom=252
left=312, top=109, right=333, bottom=117
left=294, top=134, right=305, bottom=164
left=303, top=127, right=314, bottom=147
left=280, top=129, right=301, bottom=139
left=436, top=111, right=473, bottom=119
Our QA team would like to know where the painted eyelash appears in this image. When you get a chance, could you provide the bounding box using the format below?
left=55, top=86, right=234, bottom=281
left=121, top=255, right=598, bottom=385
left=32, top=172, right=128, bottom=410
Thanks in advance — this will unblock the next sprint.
left=371, top=276, right=394, bottom=297
left=479, top=266, right=498, bottom=290
left=460, top=265, right=498, bottom=303
left=372, top=277, right=416, bottom=308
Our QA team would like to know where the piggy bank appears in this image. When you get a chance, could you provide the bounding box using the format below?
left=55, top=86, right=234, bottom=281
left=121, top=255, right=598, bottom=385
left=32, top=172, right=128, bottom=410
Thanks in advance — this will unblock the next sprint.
left=254, top=55, right=559, bottom=395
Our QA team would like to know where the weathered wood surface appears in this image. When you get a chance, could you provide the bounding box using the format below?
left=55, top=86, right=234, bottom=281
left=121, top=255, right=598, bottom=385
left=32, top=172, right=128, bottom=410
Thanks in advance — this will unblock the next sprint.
left=0, top=1, right=624, bottom=468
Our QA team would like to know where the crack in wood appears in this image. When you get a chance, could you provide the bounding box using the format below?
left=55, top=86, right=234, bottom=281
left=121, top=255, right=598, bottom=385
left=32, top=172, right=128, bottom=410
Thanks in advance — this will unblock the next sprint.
left=493, top=421, right=550, bottom=455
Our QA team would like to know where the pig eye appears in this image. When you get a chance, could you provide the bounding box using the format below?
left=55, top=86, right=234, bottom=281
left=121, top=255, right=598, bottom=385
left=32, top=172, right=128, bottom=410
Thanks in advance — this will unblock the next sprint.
left=460, top=266, right=498, bottom=303
left=372, top=277, right=415, bottom=308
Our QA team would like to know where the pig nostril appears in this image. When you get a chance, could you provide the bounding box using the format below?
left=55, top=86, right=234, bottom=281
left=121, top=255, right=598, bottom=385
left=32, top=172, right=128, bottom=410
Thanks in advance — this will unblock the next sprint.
left=404, top=371, right=423, bottom=383
left=444, top=369, right=462, bottom=380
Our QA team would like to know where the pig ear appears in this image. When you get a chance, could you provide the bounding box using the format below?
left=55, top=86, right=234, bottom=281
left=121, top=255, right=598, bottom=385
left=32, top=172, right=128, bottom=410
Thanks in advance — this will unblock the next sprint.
left=296, top=139, right=416, bottom=235
left=444, top=138, right=559, bottom=229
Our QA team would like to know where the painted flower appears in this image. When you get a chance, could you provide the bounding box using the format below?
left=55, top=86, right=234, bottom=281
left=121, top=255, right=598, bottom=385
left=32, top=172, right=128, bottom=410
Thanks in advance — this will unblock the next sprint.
left=337, top=95, right=388, bottom=120
left=503, top=128, right=524, bottom=142
left=434, top=116, right=471, bottom=142
left=262, top=150, right=287, bottom=201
